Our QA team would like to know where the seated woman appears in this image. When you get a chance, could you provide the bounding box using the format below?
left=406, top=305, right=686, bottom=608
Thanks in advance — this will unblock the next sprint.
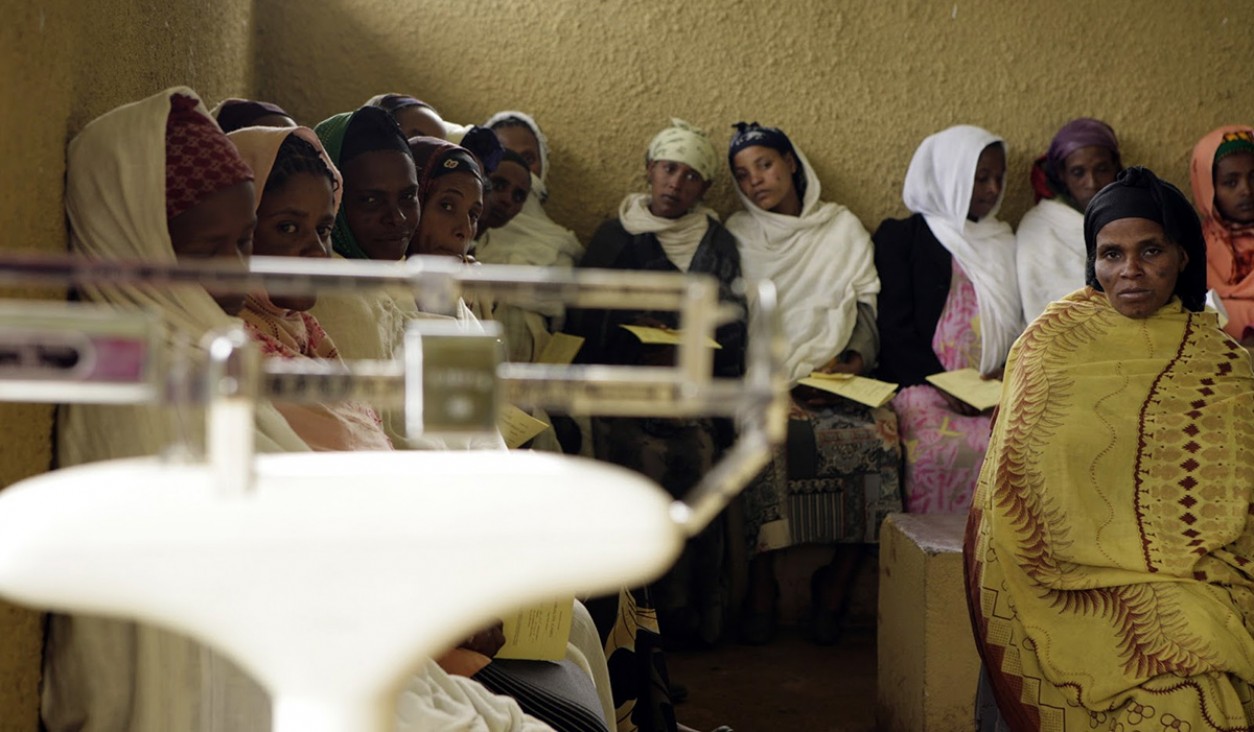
left=967, top=167, right=1254, bottom=731
left=1017, top=118, right=1123, bottom=323
left=725, top=122, right=901, bottom=646
left=367, top=92, right=449, bottom=139
left=482, top=111, right=584, bottom=272
left=474, top=150, right=549, bottom=362
left=874, top=125, right=1022, bottom=514
left=1191, top=125, right=1254, bottom=342
left=568, top=118, right=745, bottom=725
left=45, top=87, right=552, bottom=732
left=228, top=125, right=609, bottom=732
left=407, top=136, right=485, bottom=262
left=211, top=97, right=297, bottom=131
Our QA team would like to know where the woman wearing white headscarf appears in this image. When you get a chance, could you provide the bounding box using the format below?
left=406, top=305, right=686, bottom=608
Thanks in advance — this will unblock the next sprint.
left=725, top=123, right=901, bottom=646
left=481, top=111, right=584, bottom=273
left=873, top=124, right=1021, bottom=515
left=44, top=87, right=557, bottom=732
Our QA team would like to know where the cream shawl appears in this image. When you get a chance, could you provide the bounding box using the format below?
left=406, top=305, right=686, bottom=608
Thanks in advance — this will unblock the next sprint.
left=725, top=142, right=878, bottom=384
left=617, top=192, right=714, bottom=272
left=1016, top=197, right=1086, bottom=324
left=903, top=125, right=1022, bottom=374
left=477, top=111, right=583, bottom=318
left=47, top=86, right=309, bottom=732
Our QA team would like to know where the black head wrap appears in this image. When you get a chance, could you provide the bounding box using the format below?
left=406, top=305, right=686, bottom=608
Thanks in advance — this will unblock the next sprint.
left=728, top=121, right=807, bottom=202
left=459, top=125, right=504, bottom=174
left=214, top=98, right=292, bottom=133
left=498, top=149, right=531, bottom=173
left=1083, top=166, right=1207, bottom=312
left=340, top=106, right=413, bottom=166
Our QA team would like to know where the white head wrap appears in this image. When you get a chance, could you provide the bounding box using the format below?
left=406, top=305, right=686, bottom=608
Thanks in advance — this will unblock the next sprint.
left=646, top=118, right=718, bottom=183
left=902, top=124, right=1023, bottom=373
left=485, top=110, right=551, bottom=201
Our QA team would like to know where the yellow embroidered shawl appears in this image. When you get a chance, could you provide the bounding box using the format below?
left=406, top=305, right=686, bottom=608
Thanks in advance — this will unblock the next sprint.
left=966, top=288, right=1254, bottom=731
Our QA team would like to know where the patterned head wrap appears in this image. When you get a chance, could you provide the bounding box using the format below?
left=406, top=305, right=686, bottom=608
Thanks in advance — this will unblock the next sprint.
left=727, top=121, right=807, bottom=202
left=1084, top=166, right=1206, bottom=312
left=1031, top=117, right=1122, bottom=204
left=646, top=118, right=718, bottom=183
left=165, top=94, right=254, bottom=221
left=212, top=98, right=294, bottom=133
left=407, top=136, right=483, bottom=204
left=314, top=106, right=415, bottom=259
left=1215, top=129, right=1254, bottom=165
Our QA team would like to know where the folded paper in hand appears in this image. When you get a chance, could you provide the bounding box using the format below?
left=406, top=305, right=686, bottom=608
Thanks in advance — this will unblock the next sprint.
left=797, top=372, right=898, bottom=408
left=620, top=325, right=721, bottom=349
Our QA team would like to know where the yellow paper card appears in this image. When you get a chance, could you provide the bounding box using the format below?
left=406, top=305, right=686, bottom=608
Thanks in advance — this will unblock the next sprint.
left=536, top=332, right=585, bottom=365
left=798, top=372, right=898, bottom=408
left=620, top=325, right=722, bottom=349
left=495, top=597, right=574, bottom=661
left=498, top=403, right=551, bottom=449
left=925, top=368, right=1003, bottom=411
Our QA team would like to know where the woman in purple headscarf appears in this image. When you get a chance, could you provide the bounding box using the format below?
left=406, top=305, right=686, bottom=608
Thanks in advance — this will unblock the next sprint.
left=1016, top=118, right=1123, bottom=322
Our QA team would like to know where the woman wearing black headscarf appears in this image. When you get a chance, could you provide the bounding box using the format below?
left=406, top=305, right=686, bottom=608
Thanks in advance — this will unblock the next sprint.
left=966, top=168, right=1254, bottom=731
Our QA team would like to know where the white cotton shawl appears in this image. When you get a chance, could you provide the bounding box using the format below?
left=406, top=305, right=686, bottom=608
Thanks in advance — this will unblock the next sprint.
left=477, top=111, right=583, bottom=318
left=46, top=88, right=536, bottom=732
left=1015, top=198, right=1086, bottom=324
left=46, top=86, right=311, bottom=732
left=726, top=143, right=879, bottom=384
left=310, top=272, right=507, bottom=452
left=617, top=193, right=714, bottom=272
left=902, top=125, right=1022, bottom=374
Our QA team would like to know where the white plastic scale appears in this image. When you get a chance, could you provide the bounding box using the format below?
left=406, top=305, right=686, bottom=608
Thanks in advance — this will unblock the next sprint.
left=0, top=255, right=785, bottom=732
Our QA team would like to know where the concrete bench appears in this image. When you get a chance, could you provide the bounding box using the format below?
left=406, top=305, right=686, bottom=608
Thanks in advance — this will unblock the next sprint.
left=877, top=512, right=980, bottom=731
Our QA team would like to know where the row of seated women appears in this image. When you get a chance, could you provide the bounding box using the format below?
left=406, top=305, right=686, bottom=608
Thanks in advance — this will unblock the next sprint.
left=46, top=84, right=1254, bottom=732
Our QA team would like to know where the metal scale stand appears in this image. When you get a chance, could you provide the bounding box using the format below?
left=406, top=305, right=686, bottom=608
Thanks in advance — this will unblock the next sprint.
left=0, top=254, right=785, bottom=731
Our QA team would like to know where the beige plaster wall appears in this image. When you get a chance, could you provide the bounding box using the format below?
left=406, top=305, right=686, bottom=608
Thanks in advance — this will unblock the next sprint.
left=258, top=0, right=1254, bottom=244
left=0, top=1, right=256, bottom=727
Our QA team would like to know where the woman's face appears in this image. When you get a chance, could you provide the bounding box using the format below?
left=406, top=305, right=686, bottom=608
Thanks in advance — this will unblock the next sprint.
left=1214, top=151, right=1254, bottom=224
left=967, top=144, right=1006, bottom=221
left=253, top=171, right=337, bottom=311
left=482, top=160, right=531, bottom=232
left=1093, top=217, right=1187, bottom=319
left=393, top=106, right=445, bottom=140
left=167, top=180, right=256, bottom=315
left=494, top=125, right=542, bottom=178
left=341, top=150, right=420, bottom=261
left=732, top=146, right=800, bottom=215
left=1060, top=145, right=1118, bottom=211
left=413, top=171, right=484, bottom=259
left=646, top=159, right=709, bottom=219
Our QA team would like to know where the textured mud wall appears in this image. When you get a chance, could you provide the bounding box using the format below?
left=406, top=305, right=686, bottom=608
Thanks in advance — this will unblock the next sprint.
left=258, top=0, right=1254, bottom=243
left=0, top=1, right=256, bottom=727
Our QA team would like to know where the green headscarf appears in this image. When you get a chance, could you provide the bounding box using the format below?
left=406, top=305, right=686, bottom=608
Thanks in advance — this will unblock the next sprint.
left=314, top=108, right=413, bottom=260
left=313, top=112, right=363, bottom=259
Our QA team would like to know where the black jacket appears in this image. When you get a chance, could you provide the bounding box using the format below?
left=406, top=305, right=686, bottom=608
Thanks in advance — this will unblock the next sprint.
left=873, top=213, right=952, bottom=387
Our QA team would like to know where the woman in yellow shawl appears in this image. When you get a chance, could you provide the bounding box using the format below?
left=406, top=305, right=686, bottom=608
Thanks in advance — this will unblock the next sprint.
left=966, top=167, right=1254, bottom=731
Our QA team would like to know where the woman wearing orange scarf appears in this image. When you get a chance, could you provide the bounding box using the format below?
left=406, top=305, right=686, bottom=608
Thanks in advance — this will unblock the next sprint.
left=1191, top=125, right=1254, bottom=342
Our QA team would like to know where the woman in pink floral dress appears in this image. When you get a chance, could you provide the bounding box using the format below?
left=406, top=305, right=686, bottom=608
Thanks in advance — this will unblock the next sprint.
left=873, top=125, right=1023, bottom=513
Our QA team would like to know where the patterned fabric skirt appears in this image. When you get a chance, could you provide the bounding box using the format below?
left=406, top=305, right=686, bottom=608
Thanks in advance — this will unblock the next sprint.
left=584, top=589, right=676, bottom=732
left=891, top=384, right=992, bottom=514
left=742, top=397, right=902, bottom=553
